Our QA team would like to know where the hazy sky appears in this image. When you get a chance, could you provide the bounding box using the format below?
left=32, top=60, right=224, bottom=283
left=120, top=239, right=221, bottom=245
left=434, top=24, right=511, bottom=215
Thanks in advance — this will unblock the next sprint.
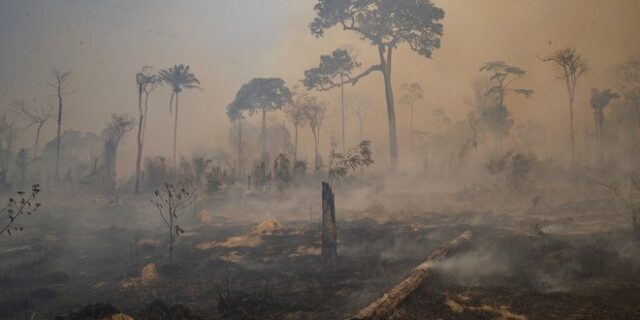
left=1, top=0, right=639, bottom=174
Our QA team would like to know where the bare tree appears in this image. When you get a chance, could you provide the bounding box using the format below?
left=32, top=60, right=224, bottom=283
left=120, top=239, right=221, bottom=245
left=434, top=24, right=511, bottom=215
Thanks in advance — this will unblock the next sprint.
left=150, top=183, right=195, bottom=266
left=540, top=48, right=588, bottom=172
left=14, top=100, right=56, bottom=158
left=48, top=69, right=75, bottom=182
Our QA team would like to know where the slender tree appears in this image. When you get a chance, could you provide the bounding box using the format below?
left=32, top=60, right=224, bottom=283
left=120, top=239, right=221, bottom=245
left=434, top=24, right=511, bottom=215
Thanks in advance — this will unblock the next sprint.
left=300, top=98, right=326, bottom=171
left=159, top=65, right=201, bottom=165
left=285, top=88, right=311, bottom=164
left=227, top=106, right=246, bottom=177
left=14, top=100, right=55, bottom=158
left=310, top=0, right=445, bottom=169
left=590, top=88, right=619, bottom=166
left=48, top=69, right=74, bottom=182
left=304, top=49, right=359, bottom=152
left=540, top=48, right=588, bottom=171
left=399, top=82, right=424, bottom=153
left=135, top=66, right=161, bottom=193
left=227, top=78, right=292, bottom=158
left=348, top=94, right=372, bottom=143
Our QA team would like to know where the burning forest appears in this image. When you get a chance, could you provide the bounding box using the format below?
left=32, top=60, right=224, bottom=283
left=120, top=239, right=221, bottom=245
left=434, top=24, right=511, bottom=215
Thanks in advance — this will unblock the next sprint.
left=1, top=0, right=640, bottom=319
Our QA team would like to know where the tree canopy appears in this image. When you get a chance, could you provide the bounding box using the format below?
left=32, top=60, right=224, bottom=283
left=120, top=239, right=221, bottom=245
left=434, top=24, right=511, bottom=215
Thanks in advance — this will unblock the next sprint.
left=310, top=0, right=444, bottom=58
left=480, top=61, right=533, bottom=102
left=590, top=88, right=619, bottom=113
left=227, top=78, right=292, bottom=119
left=303, top=48, right=360, bottom=91
left=399, top=82, right=423, bottom=106
left=159, top=65, right=200, bottom=94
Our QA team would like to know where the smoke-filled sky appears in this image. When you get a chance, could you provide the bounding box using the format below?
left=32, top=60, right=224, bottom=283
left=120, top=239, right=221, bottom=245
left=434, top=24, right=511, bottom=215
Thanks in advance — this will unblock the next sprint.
left=1, top=0, right=639, bottom=175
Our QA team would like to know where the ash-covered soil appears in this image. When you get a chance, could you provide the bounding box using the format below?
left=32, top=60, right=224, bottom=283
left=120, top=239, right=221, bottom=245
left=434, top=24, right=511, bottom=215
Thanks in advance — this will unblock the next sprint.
left=1, top=191, right=639, bottom=320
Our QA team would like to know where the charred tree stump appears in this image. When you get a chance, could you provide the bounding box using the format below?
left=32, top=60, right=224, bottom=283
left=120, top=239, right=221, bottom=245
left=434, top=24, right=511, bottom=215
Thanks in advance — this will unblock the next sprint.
left=321, top=181, right=337, bottom=263
left=348, top=231, right=473, bottom=320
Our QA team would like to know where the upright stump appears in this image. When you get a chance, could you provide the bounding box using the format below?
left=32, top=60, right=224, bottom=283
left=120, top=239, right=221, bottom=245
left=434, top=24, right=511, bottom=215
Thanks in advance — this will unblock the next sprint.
left=321, top=181, right=337, bottom=263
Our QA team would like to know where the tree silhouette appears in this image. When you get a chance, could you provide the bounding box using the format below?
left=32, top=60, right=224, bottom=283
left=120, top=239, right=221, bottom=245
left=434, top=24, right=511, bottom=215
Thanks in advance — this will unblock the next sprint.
left=304, top=48, right=360, bottom=152
left=159, top=65, right=201, bottom=166
left=285, top=88, right=311, bottom=165
left=300, top=97, right=326, bottom=171
left=102, top=114, right=135, bottom=191
left=48, top=68, right=75, bottom=182
left=590, top=88, right=619, bottom=166
left=540, top=48, right=588, bottom=172
left=14, top=100, right=56, bottom=158
left=227, top=78, right=292, bottom=158
left=479, top=61, right=533, bottom=153
left=135, top=66, right=161, bottom=193
left=310, top=0, right=445, bottom=170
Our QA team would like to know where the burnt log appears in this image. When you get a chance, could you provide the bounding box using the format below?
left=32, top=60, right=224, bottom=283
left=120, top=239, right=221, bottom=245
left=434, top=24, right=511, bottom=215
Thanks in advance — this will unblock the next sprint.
left=321, top=181, right=337, bottom=263
left=349, top=231, right=473, bottom=319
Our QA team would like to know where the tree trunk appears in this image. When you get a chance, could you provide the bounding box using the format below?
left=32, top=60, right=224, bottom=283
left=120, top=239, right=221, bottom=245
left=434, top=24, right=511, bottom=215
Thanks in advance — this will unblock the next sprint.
left=142, top=92, right=150, bottom=142
left=349, top=231, right=473, bottom=320
left=238, top=120, right=243, bottom=177
left=410, top=104, right=414, bottom=154
left=596, top=111, right=605, bottom=167
left=33, top=122, right=44, bottom=158
left=169, top=215, right=174, bottom=266
left=358, top=115, right=364, bottom=142
left=104, top=140, right=117, bottom=192
left=312, top=128, right=319, bottom=171
left=321, top=181, right=337, bottom=263
left=569, top=96, right=576, bottom=172
left=340, top=76, right=346, bottom=153
left=55, top=88, right=63, bottom=182
left=262, top=108, right=267, bottom=158
left=379, top=45, right=398, bottom=170
left=293, top=123, right=298, bottom=165
left=173, top=92, right=179, bottom=166
left=135, top=87, right=144, bottom=193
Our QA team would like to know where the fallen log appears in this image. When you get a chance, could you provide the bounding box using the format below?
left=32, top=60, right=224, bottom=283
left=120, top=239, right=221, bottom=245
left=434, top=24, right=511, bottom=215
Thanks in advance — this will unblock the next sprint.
left=348, top=231, right=473, bottom=320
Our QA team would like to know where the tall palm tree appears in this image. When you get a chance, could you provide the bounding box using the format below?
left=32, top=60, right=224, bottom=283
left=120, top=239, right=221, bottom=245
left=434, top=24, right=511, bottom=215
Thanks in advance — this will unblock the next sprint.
left=159, top=65, right=201, bottom=165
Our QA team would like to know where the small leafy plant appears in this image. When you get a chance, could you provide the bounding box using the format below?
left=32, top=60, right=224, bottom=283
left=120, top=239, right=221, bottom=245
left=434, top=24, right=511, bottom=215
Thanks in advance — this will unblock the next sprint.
left=328, top=140, right=373, bottom=184
left=1, top=184, right=41, bottom=236
left=150, top=183, right=195, bottom=265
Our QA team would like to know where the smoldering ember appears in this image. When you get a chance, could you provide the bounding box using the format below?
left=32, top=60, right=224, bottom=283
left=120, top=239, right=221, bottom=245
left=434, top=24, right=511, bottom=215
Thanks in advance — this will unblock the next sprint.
left=1, top=1, right=640, bottom=319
